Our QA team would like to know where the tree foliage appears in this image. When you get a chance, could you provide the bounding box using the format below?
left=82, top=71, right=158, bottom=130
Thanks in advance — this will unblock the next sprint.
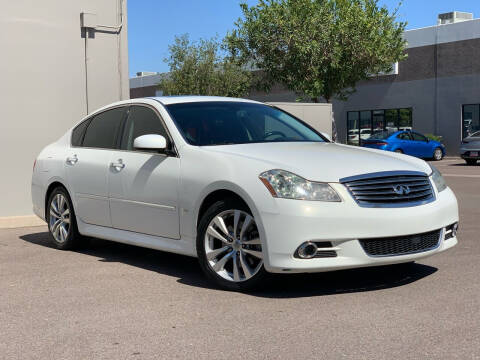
left=158, top=34, right=252, bottom=97
left=226, top=0, right=407, bottom=102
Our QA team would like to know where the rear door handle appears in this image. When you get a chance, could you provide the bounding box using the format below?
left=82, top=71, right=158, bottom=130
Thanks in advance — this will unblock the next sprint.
left=66, top=155, right=78, bottom=165
left=110, top=159, right=125, bottom=171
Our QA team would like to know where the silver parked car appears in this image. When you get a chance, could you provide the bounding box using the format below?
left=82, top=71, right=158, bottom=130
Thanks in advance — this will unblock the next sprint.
left=461, top=131, right=480, bottom=165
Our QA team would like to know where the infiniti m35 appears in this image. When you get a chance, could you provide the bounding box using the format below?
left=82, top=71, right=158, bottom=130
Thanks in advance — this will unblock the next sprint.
left=32, top=97, right=459, bottom=290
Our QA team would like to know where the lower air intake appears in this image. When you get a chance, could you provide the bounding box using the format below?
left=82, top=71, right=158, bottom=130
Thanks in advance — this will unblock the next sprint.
left=359, top=230, right=441, bottom=257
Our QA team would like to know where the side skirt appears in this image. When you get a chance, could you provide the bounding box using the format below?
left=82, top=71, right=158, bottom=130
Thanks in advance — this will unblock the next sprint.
left=76, top=218, right=196, bottom=257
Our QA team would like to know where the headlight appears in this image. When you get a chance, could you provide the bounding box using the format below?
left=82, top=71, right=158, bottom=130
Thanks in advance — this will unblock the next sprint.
left=259, top=169, right=341, bottom=202
left=429, top=164, right=447, bottom=192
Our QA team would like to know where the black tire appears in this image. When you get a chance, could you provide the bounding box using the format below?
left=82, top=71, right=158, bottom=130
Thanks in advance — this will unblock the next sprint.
left=196, top=197, right=268, bottom=291
left=466, top=159, right=477, bottom=166
left=394, top=149, right=403, bottom=154
left=47, top=187, right=83, bottom=250
left=433, top=147, right=443, bottom=161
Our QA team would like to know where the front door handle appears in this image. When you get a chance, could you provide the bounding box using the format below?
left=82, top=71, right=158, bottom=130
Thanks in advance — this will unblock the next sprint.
left=66, top=155, right=78, bottom=165
left=110, top=159, right=125, bottom=171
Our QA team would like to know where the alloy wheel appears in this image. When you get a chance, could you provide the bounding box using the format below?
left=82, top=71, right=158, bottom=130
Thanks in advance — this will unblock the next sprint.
left=434, top=148, right=443, bottom=161
left=204, top=209, right=263, bottom=282
left=49, top=193, right=71, bottom=243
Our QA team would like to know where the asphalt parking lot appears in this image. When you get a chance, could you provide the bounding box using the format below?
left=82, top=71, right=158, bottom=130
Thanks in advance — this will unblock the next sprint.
left=1, top=158, right=479, bottom=360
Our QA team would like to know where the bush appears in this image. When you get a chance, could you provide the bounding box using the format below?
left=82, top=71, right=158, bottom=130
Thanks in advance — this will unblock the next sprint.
left=425, top=134, right=443, bottom=142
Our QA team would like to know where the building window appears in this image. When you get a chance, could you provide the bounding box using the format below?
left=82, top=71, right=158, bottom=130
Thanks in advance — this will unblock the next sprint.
left=347, top=108, right=412, bottom=145
left=347, top=112, right=360, bottom=146
left=463, top=105, right=480, bottom=139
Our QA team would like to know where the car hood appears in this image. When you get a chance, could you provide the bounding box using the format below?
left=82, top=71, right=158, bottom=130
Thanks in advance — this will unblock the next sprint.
left=202, top=142, right=432, bottom=182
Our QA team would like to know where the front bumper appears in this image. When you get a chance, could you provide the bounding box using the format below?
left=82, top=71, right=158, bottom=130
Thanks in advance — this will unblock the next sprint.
left=259, top=184, right=459, bottom=273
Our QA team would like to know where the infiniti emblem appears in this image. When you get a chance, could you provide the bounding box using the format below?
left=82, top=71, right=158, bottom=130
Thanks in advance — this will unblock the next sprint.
left=393, top=184, right=411, bottom=195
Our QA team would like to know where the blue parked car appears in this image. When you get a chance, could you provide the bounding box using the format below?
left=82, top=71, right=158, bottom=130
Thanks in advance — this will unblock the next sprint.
left=362, top=130, right=445, bottom=161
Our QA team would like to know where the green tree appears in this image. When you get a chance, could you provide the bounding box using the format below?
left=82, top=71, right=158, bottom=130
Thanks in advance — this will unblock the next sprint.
left=158, top=34, right=252, bottom=97
left=226, top=0, right=407, bottom=103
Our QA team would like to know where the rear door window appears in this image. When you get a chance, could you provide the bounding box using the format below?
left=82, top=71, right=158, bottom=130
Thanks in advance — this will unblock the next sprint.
left=82, top=107, right=127, bottom=149
left=71, top=118, right=91, bottom=147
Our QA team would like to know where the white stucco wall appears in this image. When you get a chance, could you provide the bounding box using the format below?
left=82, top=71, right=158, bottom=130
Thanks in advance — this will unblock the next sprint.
left=268, top=103, right=333, bottom=137
left=0, top=0, right=129, bottom=219
left=405, top=18, right=480, bottom=49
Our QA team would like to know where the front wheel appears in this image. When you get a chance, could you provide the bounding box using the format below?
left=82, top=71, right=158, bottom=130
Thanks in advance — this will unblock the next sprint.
left=196, top=198, right=267, bottom=291
left=466, top=159, right=477, bottom=166
left=433, top=147, right=443, bottom=161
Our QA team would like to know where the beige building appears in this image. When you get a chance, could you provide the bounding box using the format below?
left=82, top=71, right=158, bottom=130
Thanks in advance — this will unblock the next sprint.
left=0, top=0, right=129, bottom=227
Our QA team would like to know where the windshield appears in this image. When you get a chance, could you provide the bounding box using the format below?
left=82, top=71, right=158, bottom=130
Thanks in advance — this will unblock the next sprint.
left=165, top=101, right=325, bottom=146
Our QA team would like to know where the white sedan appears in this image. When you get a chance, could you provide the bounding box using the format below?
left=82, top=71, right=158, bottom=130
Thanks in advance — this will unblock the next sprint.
left=32, top=96, right=459, bottom=290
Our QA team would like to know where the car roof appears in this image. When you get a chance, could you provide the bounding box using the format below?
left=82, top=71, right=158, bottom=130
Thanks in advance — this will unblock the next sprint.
left=81, top=96, right=264, bottom=122
left=151, top=96, right=262, bottom=105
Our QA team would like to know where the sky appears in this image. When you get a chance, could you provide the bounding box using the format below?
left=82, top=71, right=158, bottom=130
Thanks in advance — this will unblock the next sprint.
left=127, top=0, right=480, bottom=77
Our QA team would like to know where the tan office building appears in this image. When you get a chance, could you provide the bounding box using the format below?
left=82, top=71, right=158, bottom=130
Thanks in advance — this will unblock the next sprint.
left=0, top=0, right=129, bottom=227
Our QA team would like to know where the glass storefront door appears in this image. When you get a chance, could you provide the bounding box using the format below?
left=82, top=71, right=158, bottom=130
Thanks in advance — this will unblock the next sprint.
left=347, top=108, right=413, bottom=145
left=359, top=111, right=372, bottom=144
left=347, top=112, right=360, bottom=145
left=399, top=109, right=413, bottom=131
left=463, top=105, right=480, bottom=139
left=385, top=109, right=398, bottom=134
left=372, top=110, right=385, bottom=137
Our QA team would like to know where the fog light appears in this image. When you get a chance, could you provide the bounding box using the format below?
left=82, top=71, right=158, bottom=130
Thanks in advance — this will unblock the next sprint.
left=296, top=242, right=318, bottom=259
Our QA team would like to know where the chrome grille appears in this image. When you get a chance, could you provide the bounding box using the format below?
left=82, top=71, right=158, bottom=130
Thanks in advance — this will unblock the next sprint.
left=359, top=229, right=441, bottom=257
left=340, top=171, right=434, bottom=207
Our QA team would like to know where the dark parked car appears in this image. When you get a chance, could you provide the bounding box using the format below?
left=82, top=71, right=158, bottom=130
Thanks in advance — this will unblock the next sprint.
left=362, top=130, right=445, bottom=161
left=460, top=131, right=480, bottom=165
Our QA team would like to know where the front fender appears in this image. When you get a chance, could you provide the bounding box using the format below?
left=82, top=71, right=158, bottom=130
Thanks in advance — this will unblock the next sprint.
left=193, top=180, right=276, bottom=244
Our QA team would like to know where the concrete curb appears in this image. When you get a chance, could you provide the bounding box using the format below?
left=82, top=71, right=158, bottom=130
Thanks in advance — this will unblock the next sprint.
left=0, top=215, right=46, bottom=229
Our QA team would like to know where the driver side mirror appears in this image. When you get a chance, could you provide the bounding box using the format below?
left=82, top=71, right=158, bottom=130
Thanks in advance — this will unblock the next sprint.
left=134, top=134, right=167, bottom=151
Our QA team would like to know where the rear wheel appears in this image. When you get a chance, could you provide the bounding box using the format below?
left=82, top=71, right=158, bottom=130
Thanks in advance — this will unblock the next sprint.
left=394, top=149, right=403, bottom=154
left=433, top=147, right=443, bottom=161
left=197, top=198, right=267, bottom=291
left=47, top=187, right=82, bottom=250
left=466, top=159, right=477, bottom=166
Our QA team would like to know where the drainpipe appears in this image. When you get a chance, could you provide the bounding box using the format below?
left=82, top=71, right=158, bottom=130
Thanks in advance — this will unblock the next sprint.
left=80, top=0, right=125, bottom=115
left=433, top=24, right=439, bottom=135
